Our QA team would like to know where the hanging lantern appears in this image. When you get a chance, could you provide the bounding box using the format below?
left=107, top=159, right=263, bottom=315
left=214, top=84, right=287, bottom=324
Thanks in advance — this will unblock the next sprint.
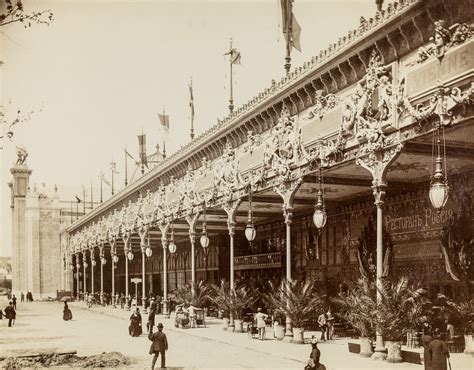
left=429, top=127, right=449, bottom=212
left=127, top=251, right=134, bottom=261
left=168, top=241, right=177, bottom=254
left=113, top=255, right=119, bottom=263
left=245, top=187, right=257, bottom=242
left=91, top=259, right=97, bottom=267
left=200, top=205, right=210, bottom=249
left=313, top=168, right=327, bottom=230
left=83, top=261, right=88, bottom=268
left=76, top=263, right=80, bottom=269
left=145, top=247, right=153, bottom=257
left=101, top=257, right=107, bottom=265
left=70, top=264, right=75, bottom=272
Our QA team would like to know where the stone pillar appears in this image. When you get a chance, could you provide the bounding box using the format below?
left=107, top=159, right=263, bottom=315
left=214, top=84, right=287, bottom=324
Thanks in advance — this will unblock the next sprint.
left=274, top=177, right=302, bottom=343
left=83, top=251, right=87, bottom=297
left=99, top=244, right=104, bottom=304
left=9, top=155, right=32, bottom=295
left=223, top=199, right=241, bottom=332
left=76, top=253, right=80, bottom=300
left=356, top=137, right=402, bottom=360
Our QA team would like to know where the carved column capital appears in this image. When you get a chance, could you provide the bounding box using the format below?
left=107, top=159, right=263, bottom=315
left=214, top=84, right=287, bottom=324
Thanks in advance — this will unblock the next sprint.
left=274, top=177, right=303, bottom=210
left=372, top=183, right=387, bottom=206
left=223, top=198, right=241, bottom=234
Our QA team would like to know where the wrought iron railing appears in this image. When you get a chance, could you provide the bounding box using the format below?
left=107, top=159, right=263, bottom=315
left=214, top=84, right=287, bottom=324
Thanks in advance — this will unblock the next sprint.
left=234, top=252, right=282, bottom=270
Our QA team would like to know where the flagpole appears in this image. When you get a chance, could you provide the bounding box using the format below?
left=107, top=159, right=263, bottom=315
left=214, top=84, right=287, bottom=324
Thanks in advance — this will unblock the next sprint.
left=82, top=185, right=86, bottom=213
left=90, top=179, right=93, bottom=210
left=284, top=0, right=292, bottom=74
left=190, top=78, right=194, bottom=141
left=76, top=198, right=79, bottom=220
left=162, top=107, right=166, bottom=158
left=111, top=162, right=115, bottom=196
left=125, top=148, right=128, bottom=186
left=70, top=201, right=73, bottom=223
left=100, top=175, right=103, bottom=203
left=229, top=38, right=234, bottom=113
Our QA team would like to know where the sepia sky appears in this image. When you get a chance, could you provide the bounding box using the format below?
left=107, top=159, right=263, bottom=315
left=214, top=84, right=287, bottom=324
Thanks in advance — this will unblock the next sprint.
left=0, top=0, right=377, bottom=256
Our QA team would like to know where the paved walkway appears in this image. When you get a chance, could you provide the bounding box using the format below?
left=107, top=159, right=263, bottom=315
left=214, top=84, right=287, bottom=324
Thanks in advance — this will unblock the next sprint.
left=69, top=301, right=473, bottom=369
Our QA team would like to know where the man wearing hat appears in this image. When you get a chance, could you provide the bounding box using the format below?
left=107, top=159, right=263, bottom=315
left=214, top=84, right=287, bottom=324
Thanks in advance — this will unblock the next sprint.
left=255, top=308, right=268, bottom=341
left=4, top=301, right=16, bottom=327
left=148, top=323, right=168, bottom=369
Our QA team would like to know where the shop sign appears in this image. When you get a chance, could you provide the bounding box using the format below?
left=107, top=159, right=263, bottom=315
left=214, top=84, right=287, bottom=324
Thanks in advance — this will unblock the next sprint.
left=406, top=40, right=474, bottom=98
left=385, top=206, right=454, bottom=233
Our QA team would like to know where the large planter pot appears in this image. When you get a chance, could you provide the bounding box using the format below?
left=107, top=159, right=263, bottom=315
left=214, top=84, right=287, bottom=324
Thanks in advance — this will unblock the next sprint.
left=274, top=324, right=285, bottom=341
left=234, top=319, right=244, bottom=333
left=223, top=318, right=229, bottom=331
left=292, top=327, right=305, bottom=344
left=359, top=337, right=374, bottom=357
left=464, top=334, right=474, bottom=355
left=386, top=341, right=403, bottom=363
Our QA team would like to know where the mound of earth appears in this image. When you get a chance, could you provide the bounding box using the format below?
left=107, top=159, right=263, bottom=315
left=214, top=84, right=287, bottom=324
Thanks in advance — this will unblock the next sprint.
left=1, top=351, right=131, bottom=368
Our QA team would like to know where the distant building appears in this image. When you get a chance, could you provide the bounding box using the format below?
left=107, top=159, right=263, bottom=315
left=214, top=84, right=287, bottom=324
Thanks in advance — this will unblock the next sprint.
left=8, top=148, right=84, bottom=297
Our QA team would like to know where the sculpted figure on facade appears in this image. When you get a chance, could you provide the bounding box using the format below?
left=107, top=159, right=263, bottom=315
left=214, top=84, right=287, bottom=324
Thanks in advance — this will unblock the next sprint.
left=15, top=145, right=28, bottom=165
left=214, top=141, right=242, bottom=201
left=306, top=90, right=339, bottom=120
left=264, top=105, right=305, bottom=180
left=153, top=183, right=168, bottom=222
left=242, top=130, right=263, bottom=155
left=341, top=50, right=394, bottom=141
left=416, top=20, right=473, bottom=63
left=178, top=164, right=201, bottom=212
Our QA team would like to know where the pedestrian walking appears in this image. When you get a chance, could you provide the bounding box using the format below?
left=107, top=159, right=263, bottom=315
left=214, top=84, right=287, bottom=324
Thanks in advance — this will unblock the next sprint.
left=326, top=310, right=334, bottom=340
left=188, top=304, right=196, bottom=328
left=255, top=308, right=268, bottom=341
left=12, top=294, right=17, bottom=310
left=129, top=307, right=142, bottom=337
left=305, top=336, right=326, bottom=370
left=4, top=301, right=16, bottom=327
left=20, top=292, right=25, bottom=303
left=317, top=312, right=327, bottom=341
left=147, top=305, right=156, bottom=334
left=422, top=323, right=433, bottom=370
left=428, top=328, right=450, bottom=370
left=148, top=323, right=168, bottom=370
left=63, top=301, right=73, bottom=321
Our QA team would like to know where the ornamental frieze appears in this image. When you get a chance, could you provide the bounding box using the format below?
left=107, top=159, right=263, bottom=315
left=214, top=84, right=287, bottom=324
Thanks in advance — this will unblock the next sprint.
left=213, top=141, right=242, bottom=202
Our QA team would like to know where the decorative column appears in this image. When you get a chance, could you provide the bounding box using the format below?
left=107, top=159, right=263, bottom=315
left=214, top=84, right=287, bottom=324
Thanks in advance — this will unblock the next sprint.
left=185, top=213, right=199, bottom=292
left=99, top=243, right=104, bottom=304
left=109, top=238, right=116, bottom=306
left=90, top=248, right=95, bottom=295
left=83, top=250, right=87, bottom=296
left=159, top=223, right=170, bottom=315
left=75, top=253, right=80, bottom=300
left=356, top=136, right=402, bottom=360
left=274, top=177, right=302, bottom=343
left=223, top=199, right=241, bottom=332
left=122, top=233, right=131, bottom=300
left=138, top=227, right=148, bottom=310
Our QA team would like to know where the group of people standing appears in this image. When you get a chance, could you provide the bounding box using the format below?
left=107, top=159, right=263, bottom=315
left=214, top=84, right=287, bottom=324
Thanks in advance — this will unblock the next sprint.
left=317, top=310, right=335, bottom=341
left=422, top=324, right=451, bottom=370
left=19, top=291, right=34, bottom=303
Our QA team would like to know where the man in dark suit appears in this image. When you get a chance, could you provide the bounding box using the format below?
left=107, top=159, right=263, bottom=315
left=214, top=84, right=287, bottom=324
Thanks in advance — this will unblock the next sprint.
left=148, top=323, right=168, bottom=369
left=5, top=301, right=16, bottom=327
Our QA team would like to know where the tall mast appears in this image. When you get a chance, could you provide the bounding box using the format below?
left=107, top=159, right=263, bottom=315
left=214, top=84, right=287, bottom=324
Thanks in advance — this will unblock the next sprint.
left=284, top=0, right=292, bottom=74
left=229, top=38, right=234, bottom=113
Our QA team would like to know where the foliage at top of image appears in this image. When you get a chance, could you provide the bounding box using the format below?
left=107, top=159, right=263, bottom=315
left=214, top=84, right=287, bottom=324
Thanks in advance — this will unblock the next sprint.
left=0, top=0, right=53, bottom=28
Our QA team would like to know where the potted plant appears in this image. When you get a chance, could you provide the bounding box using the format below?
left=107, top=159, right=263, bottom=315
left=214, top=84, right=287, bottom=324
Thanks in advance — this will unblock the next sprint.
left=209, top=280, right=232, bottom=331
left=272, top=310, right=286, bottom=341
left=334, top=279, right=377, bottom=357
left=175, top=281, right=211, bottom=308
left=377, top=277, right=429, bottom=363
left=210, top=280, right=255, bottom=333
left=265, top=278, right=323, bottom=344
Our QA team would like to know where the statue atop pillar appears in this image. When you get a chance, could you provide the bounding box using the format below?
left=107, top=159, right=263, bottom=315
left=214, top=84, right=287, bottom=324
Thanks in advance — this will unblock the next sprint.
left=15, top=145, right=28, bottom=166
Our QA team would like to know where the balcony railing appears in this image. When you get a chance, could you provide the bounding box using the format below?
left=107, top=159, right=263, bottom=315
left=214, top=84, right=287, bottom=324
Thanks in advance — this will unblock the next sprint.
left=234, top=252, right=282, bottom=270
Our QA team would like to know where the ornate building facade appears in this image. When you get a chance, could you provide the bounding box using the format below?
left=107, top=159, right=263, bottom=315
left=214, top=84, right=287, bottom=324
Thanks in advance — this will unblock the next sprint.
left=63, top=0, right=473, bottom=311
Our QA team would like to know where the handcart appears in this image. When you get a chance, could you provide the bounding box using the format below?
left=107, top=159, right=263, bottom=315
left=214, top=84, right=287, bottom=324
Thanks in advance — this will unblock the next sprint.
left=195, top=308, right=206, bottom=327
left=174, top=312, right=190, bottom=328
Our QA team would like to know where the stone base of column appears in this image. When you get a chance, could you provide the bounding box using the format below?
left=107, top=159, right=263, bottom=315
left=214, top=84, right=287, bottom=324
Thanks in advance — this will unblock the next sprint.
left=141, top=297, right=147, bottom=312
left=162, top=300, right=169, bottom=316
left=371, top=347, right=388, bottom=361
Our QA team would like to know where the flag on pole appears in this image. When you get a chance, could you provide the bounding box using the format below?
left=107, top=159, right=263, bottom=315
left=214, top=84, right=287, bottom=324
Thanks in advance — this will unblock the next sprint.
left=99, top=172, right=112, bottom=188
left=281, top=0, right=301, bottom=52
left=189, top=82, right=195, bottom=122
left=137, top=134, right=148, bottom=167
left=158, top=114, right=170, bottom=131
left=75, top=195, right=82, bottom=203
left=125, top=148, right=139, bottom=165
left=227, top=48, right=241, bottom=64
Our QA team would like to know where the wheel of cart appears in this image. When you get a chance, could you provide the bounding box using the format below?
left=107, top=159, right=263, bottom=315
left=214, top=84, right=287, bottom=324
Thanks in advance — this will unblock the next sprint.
left=195, top=308, right=206, bottom=327
left=174, top=312, right=190, bottom=328
left=247, top=321, right=258, bottom=339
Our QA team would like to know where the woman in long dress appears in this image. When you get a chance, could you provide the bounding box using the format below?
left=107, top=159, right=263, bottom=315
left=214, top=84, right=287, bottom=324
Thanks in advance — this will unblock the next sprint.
left=63, top=302, right=73, bottom=321
left=129, top=308, right=142, bottom=337
left=428, top=328, right=449, bottom=370
left=421, top=324, right=433, bottom=370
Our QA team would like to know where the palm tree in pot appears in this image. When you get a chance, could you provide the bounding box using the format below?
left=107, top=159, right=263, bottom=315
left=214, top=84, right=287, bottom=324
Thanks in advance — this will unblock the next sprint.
left=377, top=277, right=429, bottom=363
left=209, top=280, right=232, bottom=331
left=175, top=281, right=212, bottom=308
left=210, top=280, right=255, bottom=333
left=265, top=278, right=323, bottom=344
left=334, top=278, right=377, bottom=357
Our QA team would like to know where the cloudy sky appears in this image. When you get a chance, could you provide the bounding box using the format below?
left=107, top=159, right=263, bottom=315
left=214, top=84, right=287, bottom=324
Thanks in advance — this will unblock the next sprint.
left=0, top=0, right=378, bottom=256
